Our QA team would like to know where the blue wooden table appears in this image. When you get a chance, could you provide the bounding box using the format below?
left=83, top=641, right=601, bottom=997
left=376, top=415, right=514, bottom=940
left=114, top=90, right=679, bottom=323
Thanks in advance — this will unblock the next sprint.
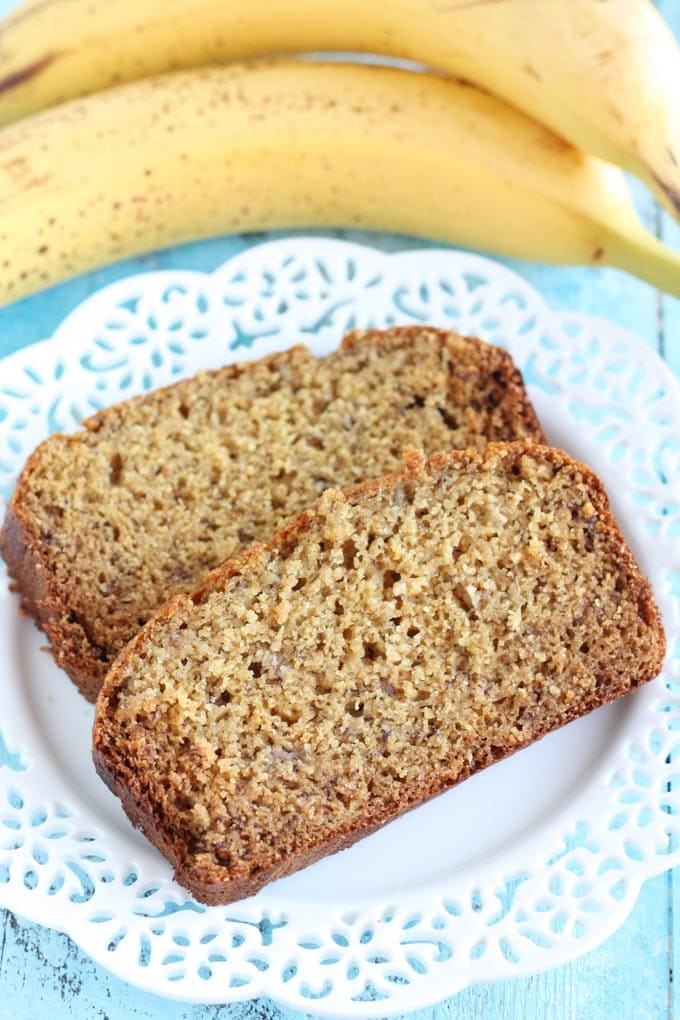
left=1, top=2, right=679, bottom=1017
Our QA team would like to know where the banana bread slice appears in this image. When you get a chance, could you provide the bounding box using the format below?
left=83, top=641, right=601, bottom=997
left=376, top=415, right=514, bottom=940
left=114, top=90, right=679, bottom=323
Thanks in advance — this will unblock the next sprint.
left=93, top=443, right=665, bottom=906
left=0, top=326, right=544, bottom=701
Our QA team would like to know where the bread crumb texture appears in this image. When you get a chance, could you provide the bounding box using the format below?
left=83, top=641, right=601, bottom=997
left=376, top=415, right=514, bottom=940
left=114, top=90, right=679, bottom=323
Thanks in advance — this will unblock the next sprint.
left=0, top=327, right=544, bottom=698
left=93, top=444, right=665, bottom=905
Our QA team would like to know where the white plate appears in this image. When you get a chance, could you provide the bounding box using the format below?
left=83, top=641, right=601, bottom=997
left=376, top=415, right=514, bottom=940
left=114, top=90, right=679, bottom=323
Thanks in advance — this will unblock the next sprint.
left=1, top=239, right=679, bottom=1017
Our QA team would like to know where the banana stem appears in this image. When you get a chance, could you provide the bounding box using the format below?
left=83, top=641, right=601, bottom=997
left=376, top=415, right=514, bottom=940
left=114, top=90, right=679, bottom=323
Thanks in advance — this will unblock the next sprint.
left=608, top=227, right=680, bottom=300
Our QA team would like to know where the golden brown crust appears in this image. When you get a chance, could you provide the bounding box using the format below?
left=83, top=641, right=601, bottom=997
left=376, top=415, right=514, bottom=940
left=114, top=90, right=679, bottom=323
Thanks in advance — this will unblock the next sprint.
left=93, top=442, right=665, bottom=905
left=1, top=328, right=545, bottom=701
left=340, top=327, right=547, bottom=448
left=0, top=488, right=106, bottom=701
left=95, top=683, right=622, bottom=905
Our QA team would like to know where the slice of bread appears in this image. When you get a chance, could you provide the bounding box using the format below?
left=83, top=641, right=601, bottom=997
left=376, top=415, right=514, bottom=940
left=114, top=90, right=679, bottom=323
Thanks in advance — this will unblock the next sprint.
left=0, top=327, right=544, bottom=700
left=93, top=444, right=665, bottom=906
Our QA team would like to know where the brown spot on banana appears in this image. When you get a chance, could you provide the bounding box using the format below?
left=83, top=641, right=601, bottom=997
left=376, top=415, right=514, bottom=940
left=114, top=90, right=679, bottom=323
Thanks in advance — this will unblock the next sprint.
left=592, top=247, right=605, bottom=262
left=0, top=52, right=62, bottom=94
left=2, top=156, right=28, bottom=179
left=652, top=174, right=680, bottom=216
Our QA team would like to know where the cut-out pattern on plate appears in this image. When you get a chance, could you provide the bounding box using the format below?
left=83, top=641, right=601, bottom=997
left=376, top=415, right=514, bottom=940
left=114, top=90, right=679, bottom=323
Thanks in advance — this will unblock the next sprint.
left=0, top=239, right=679, bottom=1015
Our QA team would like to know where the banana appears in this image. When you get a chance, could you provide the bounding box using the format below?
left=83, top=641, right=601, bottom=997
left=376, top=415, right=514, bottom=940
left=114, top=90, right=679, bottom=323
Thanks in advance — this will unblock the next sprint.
left=0, top=60, right=679, bottom=308
left=0, top=0, right=679, bottom=216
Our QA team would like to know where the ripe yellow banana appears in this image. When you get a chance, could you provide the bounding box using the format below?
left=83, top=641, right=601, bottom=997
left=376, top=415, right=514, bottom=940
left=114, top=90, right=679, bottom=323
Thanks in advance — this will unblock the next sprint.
left=0, top=60, right=679, bottom=308
left=0, top=0, right=679, bottom=217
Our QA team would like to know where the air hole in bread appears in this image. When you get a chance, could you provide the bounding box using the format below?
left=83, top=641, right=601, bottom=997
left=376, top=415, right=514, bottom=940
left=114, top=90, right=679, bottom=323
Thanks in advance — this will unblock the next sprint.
left=363, top=640, right=383, bottom=662
left=109, top=453, right=123, bottom=485
left=383, top=569, right=400, bottom=592
left=342, top=539, right=357, bottom=570
left=438, top=407, right=459, bottom=430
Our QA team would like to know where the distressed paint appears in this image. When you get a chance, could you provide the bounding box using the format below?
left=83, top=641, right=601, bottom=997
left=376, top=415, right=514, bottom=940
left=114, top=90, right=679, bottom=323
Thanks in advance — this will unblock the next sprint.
left=0, top=0, right=679, bottom=1017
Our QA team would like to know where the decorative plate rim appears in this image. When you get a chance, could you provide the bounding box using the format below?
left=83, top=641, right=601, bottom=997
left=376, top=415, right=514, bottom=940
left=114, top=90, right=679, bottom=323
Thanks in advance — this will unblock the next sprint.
left=0, top=238, right=679, bottom=1015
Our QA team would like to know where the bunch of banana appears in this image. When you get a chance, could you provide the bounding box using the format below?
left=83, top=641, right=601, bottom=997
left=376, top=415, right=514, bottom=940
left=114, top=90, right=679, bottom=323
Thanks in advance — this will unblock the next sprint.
left=1, top=59, right=679, bottom=307
left=0, top=3, right=678, bottom=306
left=1, top=0, right=679, bottom=215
